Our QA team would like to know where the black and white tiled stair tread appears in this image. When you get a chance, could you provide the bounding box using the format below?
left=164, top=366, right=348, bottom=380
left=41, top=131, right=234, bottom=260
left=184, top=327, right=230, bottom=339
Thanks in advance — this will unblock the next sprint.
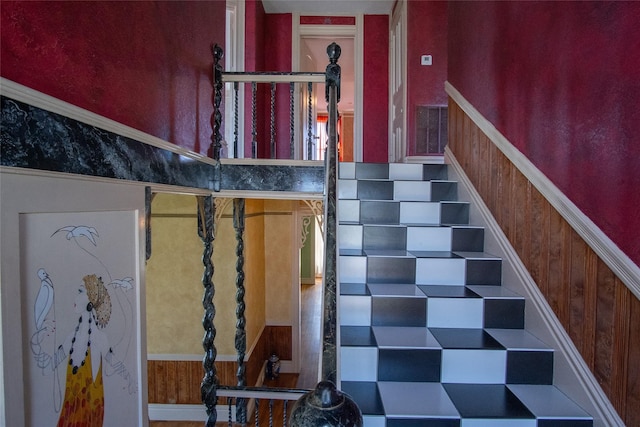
left=342, top=381, right=593, bottom=426
left=337, top=162, right=593, bottom=426
left=340, top=325, right=554, bottom=385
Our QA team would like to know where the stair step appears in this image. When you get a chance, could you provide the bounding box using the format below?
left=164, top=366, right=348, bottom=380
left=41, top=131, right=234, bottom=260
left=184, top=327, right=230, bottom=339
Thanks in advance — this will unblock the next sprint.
left=339, top=162, right=449, bottom=181
left=339, top=179, right=459, bottom=202
left=337, top=162, right=592, bottom=426
left=340, top=284, right=526, bottom=329
left=340, top=326, right=554, bottom=385
left=338, top=249, right=505, bottom=286
left=343, top=381, right=592, bottom=427
left=338, top=199, right=473, bottom=226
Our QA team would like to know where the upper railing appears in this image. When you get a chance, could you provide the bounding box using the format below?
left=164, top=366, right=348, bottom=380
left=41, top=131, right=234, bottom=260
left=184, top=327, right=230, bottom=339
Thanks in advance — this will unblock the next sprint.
left=211, top=45, right=327, bottom=161
left=200, top=43, right=353, bottom=426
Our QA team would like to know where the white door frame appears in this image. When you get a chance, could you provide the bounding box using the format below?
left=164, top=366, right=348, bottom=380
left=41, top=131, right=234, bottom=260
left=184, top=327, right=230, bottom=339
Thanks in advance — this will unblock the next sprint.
left=292, top=13, right=364, bottom=162
left=225, top=0, right=246, bottom=158
left=389, top=0, right=407, bottom=163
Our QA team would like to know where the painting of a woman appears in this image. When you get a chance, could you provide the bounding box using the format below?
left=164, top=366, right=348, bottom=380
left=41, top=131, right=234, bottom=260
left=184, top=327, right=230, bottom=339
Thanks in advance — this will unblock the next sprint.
left=25, top=215, right=140, bottom=426
left=56, top=274, right=112, bottom=427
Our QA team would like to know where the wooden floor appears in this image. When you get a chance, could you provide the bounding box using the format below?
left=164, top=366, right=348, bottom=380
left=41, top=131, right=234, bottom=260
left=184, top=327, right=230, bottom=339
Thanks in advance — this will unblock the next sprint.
left=150, top=281, right=322, bottom=427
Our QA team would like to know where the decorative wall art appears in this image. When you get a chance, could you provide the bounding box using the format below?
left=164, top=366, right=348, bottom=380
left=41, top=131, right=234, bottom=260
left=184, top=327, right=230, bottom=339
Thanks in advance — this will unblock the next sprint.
left=21, top=210, right=141, bottom=426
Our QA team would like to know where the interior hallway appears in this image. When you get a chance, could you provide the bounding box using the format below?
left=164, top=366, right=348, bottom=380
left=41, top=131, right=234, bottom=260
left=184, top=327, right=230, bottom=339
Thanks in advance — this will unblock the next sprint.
left=150, top=279, right=323, bottom=426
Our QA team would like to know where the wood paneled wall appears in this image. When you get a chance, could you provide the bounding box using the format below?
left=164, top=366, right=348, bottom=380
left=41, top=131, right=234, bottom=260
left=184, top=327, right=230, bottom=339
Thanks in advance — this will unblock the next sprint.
left=448, top=98, right=640, bottom=425
left=148, top=325, right=292, bottom=404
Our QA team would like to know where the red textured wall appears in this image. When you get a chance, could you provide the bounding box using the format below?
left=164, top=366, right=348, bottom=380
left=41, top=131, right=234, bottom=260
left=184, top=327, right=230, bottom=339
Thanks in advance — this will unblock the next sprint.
left=448, top=1, right=640, bottom=266
left=264, top=14, right=293, bottom=159
left=363, top=14, right=389, bottom=163
left=1, top=1, right=225, bottom=156
left=244, top=0, right=267, bottom=157
left=406, top=0, right=448, bottom=156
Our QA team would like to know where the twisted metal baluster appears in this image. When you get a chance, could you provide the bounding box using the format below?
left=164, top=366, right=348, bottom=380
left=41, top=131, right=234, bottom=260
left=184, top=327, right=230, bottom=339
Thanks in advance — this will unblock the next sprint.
left=268, top=399, right=274, bottom=427
left=197, top=195, right=218, bottom=426
left=211, top=44, right=224, bottom=191
left=254, top=399, right=260, bottom=427
left=234, top=81, right=239, bottom=158
left=283, top=400, right=288, bottom=427
left=289, top=82, right=295, bottom=159
left=233, top=198, right=248, bottom=424
left=307, top=81, right=313, bottom=160
left=252, top=82, right=257, bottom=158
left=270, top=82, right=276, bottom=159
left=228, top=397, right=233, bottom=427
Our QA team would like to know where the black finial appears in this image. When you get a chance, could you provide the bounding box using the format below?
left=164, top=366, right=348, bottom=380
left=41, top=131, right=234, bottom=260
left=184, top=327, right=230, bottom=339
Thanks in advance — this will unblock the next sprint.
left=212, top=44, right=224, bottom=64
left=327, top=42, right=341, bottom=64
left=325, top=42, right=341, bottom=103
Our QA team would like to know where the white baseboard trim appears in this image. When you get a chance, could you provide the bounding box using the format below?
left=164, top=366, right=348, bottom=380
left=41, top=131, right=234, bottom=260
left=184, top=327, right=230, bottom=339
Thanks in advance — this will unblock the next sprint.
left=446, top=149, right=624, bottom=427
left=445, top=81, right=640, bottom=301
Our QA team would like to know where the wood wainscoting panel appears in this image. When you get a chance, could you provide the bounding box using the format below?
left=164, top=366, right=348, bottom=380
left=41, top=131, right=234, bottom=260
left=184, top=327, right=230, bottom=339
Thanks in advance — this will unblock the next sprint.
left=148, top=360, right=202, bottom=404
left=448, top=97, right=639, bottom=425
left=627, top=296, right=640, bottom=425
left=148, top=325, right=293, bottom=404
left=264, top=325, right=293, bottom=360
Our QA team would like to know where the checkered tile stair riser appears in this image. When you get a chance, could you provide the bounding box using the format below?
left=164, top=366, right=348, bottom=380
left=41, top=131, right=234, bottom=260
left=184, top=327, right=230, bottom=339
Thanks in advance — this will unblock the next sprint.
left=337, top=162, right=593, bottom=427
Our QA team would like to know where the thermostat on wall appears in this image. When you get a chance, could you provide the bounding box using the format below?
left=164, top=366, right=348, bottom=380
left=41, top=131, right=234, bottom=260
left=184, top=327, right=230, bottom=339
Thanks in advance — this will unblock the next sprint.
left=421, top=55, right=433, bottom=66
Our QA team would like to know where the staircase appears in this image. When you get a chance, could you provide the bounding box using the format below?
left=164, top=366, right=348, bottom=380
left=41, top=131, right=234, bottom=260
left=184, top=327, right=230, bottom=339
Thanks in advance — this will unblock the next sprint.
left=337, top=162, right=593, bottom=427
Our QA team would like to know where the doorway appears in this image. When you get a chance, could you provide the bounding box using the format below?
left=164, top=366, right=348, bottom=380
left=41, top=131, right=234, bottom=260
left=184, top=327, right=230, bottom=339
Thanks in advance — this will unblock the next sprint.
left=389, top=0, right=407, bottom=163
left=293, top=15, right=363, bottom=162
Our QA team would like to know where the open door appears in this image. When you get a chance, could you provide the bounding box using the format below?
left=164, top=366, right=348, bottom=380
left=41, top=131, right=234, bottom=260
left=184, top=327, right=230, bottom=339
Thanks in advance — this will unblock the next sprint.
left=294, top=17, right=361, bottom=161
left=389, top=0, right=407, bottom=163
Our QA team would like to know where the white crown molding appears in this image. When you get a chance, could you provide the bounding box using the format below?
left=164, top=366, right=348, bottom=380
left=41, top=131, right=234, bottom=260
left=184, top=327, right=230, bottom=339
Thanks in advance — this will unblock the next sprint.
left=445, top=81, right=640, bottom=301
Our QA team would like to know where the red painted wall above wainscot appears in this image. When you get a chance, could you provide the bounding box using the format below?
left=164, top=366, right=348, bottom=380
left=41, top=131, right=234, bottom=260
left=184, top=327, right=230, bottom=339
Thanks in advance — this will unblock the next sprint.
left=448, top=1, right=640, bottom=267
left=406, top=0, right=448, bottom=156
left=264, top=13, right=293, bottom=159
left=1, top=1, right=225, bottom=156
left=363, top=14, right=389, bottom=163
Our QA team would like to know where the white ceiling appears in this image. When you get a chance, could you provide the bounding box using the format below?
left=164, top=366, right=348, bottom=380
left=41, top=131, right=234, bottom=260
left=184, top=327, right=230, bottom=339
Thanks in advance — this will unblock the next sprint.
left=262, top=0, right=394, bottom=15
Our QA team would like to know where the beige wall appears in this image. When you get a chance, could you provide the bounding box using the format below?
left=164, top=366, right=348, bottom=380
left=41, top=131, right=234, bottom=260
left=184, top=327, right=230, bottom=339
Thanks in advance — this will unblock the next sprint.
left=244, top=199, right=266, bottom=356
left=263, top=200, right=295, bottom=325
left=146, top=193, right=209, bottom=355
left=146, top=196, right=293, bottom=358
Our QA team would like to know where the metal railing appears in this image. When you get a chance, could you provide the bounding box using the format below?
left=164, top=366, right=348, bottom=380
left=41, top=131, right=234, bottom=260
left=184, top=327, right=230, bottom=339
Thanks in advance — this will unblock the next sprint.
left=199, top=42, right=344, bottom=427
left=212, top=45, right=326, bottom=161
left=217, top=386, right=308, bottom=426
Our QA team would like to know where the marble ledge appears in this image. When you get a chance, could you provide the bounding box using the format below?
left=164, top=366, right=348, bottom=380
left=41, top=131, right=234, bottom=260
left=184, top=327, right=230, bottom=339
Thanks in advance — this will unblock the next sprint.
left=1, top=96, right=325, bottom=195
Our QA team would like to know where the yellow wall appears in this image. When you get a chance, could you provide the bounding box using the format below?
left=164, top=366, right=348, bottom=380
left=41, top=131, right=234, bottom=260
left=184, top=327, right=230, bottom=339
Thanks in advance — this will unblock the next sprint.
left=146, top=195, right=290, bottom=358
left=244, top=199, right=266, bottom=356
left=264, top=200, right=295, bottom=325
left=146, top=193, right=205, bottom=355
